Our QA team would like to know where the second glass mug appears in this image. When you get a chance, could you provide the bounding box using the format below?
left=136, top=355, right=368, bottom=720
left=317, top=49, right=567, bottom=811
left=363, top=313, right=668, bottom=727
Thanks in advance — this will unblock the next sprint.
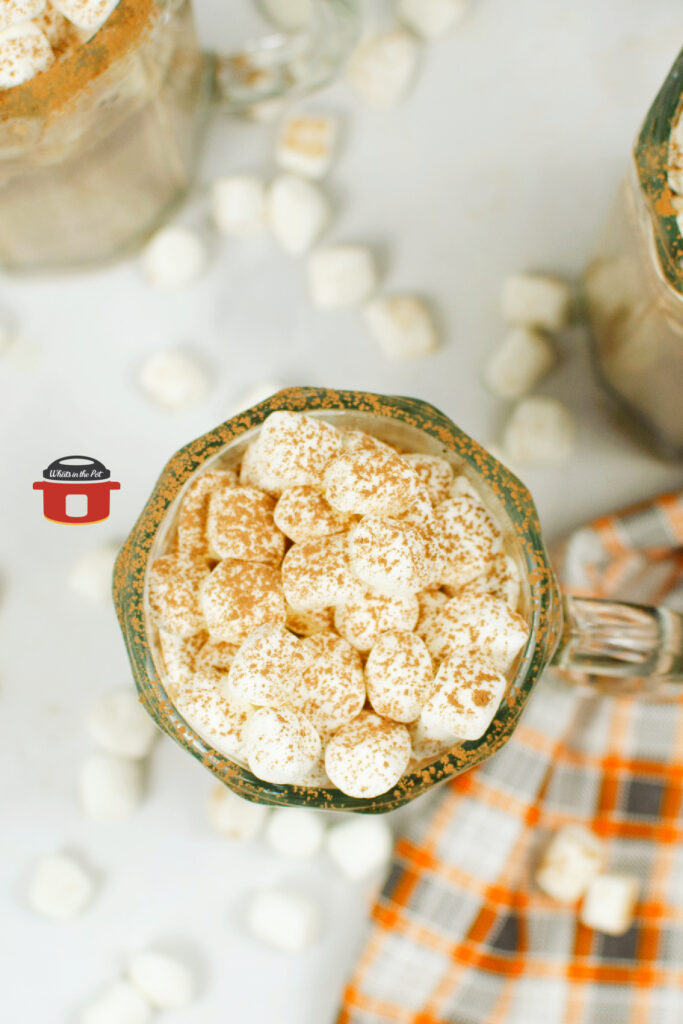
left=0, top=0, right=358, bottom=272
left=114, top=388, right=683, bottom=813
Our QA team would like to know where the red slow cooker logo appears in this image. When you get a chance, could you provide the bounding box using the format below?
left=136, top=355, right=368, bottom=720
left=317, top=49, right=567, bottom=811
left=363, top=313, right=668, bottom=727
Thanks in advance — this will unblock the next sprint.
left=33, top=456, right=120, bottom=525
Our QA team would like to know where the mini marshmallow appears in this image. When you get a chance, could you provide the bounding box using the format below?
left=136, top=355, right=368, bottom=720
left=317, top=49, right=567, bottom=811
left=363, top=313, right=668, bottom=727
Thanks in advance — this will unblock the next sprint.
left=436, top=494, right=503, bottom=590
left=293, top=632, right=365, bottom=733
left=227, top=624, right=308, bottom=706
left=207, top=783, right=268, bottom=840
left=365, top=630, right=434, bottom=723
left=265, top=807, right=326, bottom=858
left=276, top=112, right=339, bottom=178
left=346, top=30, right=418, bottom=108
left=396, top=0, right=469, bottom=39
left=349, top=515, right=438, bottom=595
left=86, top=689, right=157, bottom=760
left=580, top=873, right=640, bottom=936
left=325, top=711, right=411, bottom=799
left=245, top=706, right=321, bottom=784
left=79, top=753, right=145, bottom=822
left=195, top=637, right=238, bottom=672
left=408, top=714, right=459, bottom=763
left=308, top=245, right=379, bottom=308
left=326, top=817, right=393, bottom=882
left=34, top=3, right=77, bottom=54
left=457, top=550, right=522, bottom=609
left=421, top=653, right=506, bottom=740
left=282, top=531, right=360, bottom=611
left=423, top=592, right=529, bottom=671
left=27, top=852, right=96, bottom=921
left=449, top=473, right=483, bottom=502
left=246, top=886, right=320, bottom=952
left=176, top=470, right=237, bottom=561
left=502, top=397, right=575, bottom=464
left=536, top=825, right=606, bottom=904
left=141, top=226, right=206, bottom=290
left=254, top=411, right=344, bottom=492
left=211, top=175, right=267, bottom=237
left=201, top=558, right=285, bottom=643
left=286, top=602, right=334, bottom=637
left=148, top=555, right=208, bottom=637
left=239, top=440, right=275, bottom=491
left=404, top=454, right=454, bottom=505
left=174, top=673, right=253, bottom=760
left=52, top=0, right=120, bottom=32
left=207, top=484, right=285, bottom=565
left=0, top=22, right=53, bottom=89
left=274, top=485, right=350, bottom=544
left=158, top=630, right=207, bottom=688
left=323, top=445, right=420, bottom=516
left=484, top=326, right=556, bottom=399
left=501, top=273, right=572, bottom=330
left=137, top=348, right=209, bottom=411
left=363, top=295, right=438, bottom=359
left=128, top=950, right=194, bottom=1010
left=68, top=542, right=119, bottom=603
left=0, top=0, right=46, bottom=33
left=268, top=173, right=331, bottom=254
left=334, top=588, right=419, bottom=651
left=81, top=980, right=152, bottom=1024
left=414, top=587, right=449, bottom=640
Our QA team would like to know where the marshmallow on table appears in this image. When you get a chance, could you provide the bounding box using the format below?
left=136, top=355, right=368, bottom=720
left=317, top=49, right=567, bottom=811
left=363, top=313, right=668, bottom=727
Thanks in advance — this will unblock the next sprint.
left=0, top=0, right=46, bottom=33
left=207, top=783, right=269, bottom=840
left=268, top=174, right=331, bottom=254
left=423, top=591, right=529, bottom=670
left=404, top=454, right=454, bottom=505
left=174, top=673, right=253, bottom=759
left=79, top=753, right=145, bottom=822
left=363, top=295, right=438, bottom=359
left=436, top=494, right=503, bottom=590
left=141, top=226, right=206, bottom=290
left=87, top=689, right=157, bottom=760
left=201, top=558, right=285, bottom=643
left=502, top=397, right=575, bottom=464
left=211, top=175, right=267, bottom=237
left=148, top=555, right=208, bottom=637
left=286, top=602, right=334, bottom=637
left=501, top=273, right=572, bottom=330
left=227, top=624, right=308, bottom=707
left=457, top=550, right=522, bottom=609
left=68, top=542, right=119, bottom=603
left=246, top=886, right=320, bottom=952
left=276, top=112, right=339, bottom=178
left=580, top=873, right=640, bottom=936
left=420, top=653, right=507, bottom=741
left=27, top=852, right=96, bottom=921
left=265, top=807, right=326, bottom=858
left=326, top=817, right=393, bottom=882
left=127, top=951, right=195, bottom=1010
left=484, top=326, right=556, bottom=399
left=52, top=0, right=120, bottom=32
left=252, top=411, right=344, bottom=493
left=81, top=980, right=152, bottom=1024
left=245, top=706, right=321, bottom=784
left=0, top=22, right=53, bottom=90
left=535, top=825, right=606, bottom=903
left=207, top=484, right=285, bottom=565
left=274, top=485, right=351, bottom=544
left=349, top=515, right=438, bottom=595
left=176, top=470, right=237, bottom=561
left=365, top=630, right=434, bottom=723
left=308, top=245, right=379, bottom=308
left=346, top=30, right=418, bottom=108
left=334, top=588, right=419, bottom=651
left=325, top=711, right=411, bottom=798
left=396, top=0, right=469, bottom=39
left=323, top=444, right=420, bottom=516
left=282, top=531, right=360, bottom=611
left=137, top=348, right=209, bottom=411
left=293, top=632, right=365, bottom=733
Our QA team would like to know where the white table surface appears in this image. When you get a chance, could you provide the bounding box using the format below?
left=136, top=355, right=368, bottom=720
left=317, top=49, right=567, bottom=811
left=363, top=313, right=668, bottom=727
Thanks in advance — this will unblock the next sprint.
left=2, top=1, right=683, bottom=1021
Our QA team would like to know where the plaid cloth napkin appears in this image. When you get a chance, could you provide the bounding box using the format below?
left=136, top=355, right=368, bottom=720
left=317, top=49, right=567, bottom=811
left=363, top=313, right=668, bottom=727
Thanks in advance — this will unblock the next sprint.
left=339, top=490, right=683, bottom=1024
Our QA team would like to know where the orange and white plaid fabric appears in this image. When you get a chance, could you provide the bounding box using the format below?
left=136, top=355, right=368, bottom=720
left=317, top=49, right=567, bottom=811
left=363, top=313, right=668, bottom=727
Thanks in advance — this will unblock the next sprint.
left=339, top=490, right=683, bottom=1024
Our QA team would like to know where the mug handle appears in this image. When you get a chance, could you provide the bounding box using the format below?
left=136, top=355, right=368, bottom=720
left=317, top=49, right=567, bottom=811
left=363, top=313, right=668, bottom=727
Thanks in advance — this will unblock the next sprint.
left=552, top=595, right=683, bottom=697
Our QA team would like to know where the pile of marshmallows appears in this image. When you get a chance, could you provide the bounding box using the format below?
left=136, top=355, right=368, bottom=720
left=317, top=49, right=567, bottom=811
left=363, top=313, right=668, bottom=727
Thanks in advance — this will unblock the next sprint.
left=150, top=410, right=530, bottom=799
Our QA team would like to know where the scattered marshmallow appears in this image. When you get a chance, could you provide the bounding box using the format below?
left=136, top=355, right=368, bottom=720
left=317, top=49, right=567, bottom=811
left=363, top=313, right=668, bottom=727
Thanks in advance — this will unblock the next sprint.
left=228, top=624, right=308, bottom=706
left=201, top=558, right=285, bottom=643
left=148, top=555, right=208, bottom=637
left=52, top=0, right=120, bottom=32
left=268, top=174, right=331, bottom=254
left=207, top=484, right=285, bottom=565
left=211, top=175, right=267, bottom=237
left=420, top=653, right=507, bottom=740
left=207, top=783, right=269, bottom=840
left=346, top=30, right=418, bottom=108
left=81, top=980, right=153, bottom=1024
left=276, top=112, right=339, bottom=178
left=244, top=706, right=321, bottom=785
left=246, top=886, right=320, bottom=952
left=174, top=673, right=253, bottom=760
left=396, top=0, right=469, bottom=39
left=536, top=826, right=606, bottom=904
left=323, top=444, right=420, bottom=516
left=141, top=226, right=206, bottom=290
left=0, top=0, right=46, bottom=33
left=0, top=22, right=53, bottom=90
left=274, top=485, right=351, bottom=544
left=86, top=689, right=158, bottom=760
left=326, top=817, right=393, bottom=882
left=68, top=542, right=119, bottom=603
left=282, top=531, right=360, bottom=611
left=137, top=348, right=209, bottom=411
left=293, top=632, right=365, bottom=732
left=253, top=411, right=344, bottom=492
left=580, top=873, right=640, bottom=936
left=265, top=807, right=326, bottom=858
left=436, top=494, right=503, bottom=589
left=308, top=245, right=379, bottom=308
left=363, top=295, right=438, bottom=359
left=325, top=711, right=411, bottom=798
left=501, top=273, right=572, bottom=330
left=423, top=591, right=529, bottom=670
left=365, top=630, right=434, bottom=722
left=484, top=326, right=556, bottom=399
left=404, top=454, right=454, bottom=505
left=127, top=949, right=195, bottom=1009
left=334, top=588, right=419, bottom=651
left=79, top=754, right=145, bottom=823
left=349, top=515, right=438, bottom=595
left=502, top=396, right=575, bottom=464
left=27, top=852, right=96, bottom=921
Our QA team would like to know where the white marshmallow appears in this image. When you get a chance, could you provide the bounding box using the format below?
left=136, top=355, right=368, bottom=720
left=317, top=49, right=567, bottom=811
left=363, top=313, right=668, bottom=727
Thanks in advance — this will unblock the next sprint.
left=457, top=550, right=522, bottom=609
left=408, top=714, right=459, bottom=763
left=276, top=112, right=339, bottom=178
left=127, top=950, right=195, bottom=1010
left=363, top=295, right=438, bottom=359
left=79, top=753, right=145, bottom=822
left=227, top=624, right=307, bottom=707
left=346, top=30, right=418, bottom=108
left=174, top=674, right=253, bottom=760
left=141, top=226, right=206, bottom=290
left=325, top=711, right=411, bottom=799
left=207, top=483, right=285, bottom=565
left=195, top=637, right=239, bottom=673
left=148, top=555, right=209, bottom=637
left=207, top=783, right=269, bottom=840
left=268, top=174, right=331, bottom=254
left=86, top=689, right=158, bottom=760
left=176, top=470, right=237, bottom=561
left=158, top=630, right=208, bottom=688
left=0, top=22, right=53, bottom=89
left=536, top=825, right=606, bottom=904
left=580, top=873, right=640, bottom=936
left=265, top=807, right=326, bottom=858
left=274, top=485, right=351, bottom=544
left=0, top=0, right=46, bottom=33
left=285, top=602, right=334, bottom=637
left=323, top=445, right=420, bottom=517
left=282, top=531, right=360, bottom=611
left=227, top=380, right=285, bottom=417
left=396, top=0, right=469, bottom=39
left=414, top=587, right=449, bottom=640
left=81, top=980, right=152, bottom=1024
left=259, top=0, right=312, bottom=29
left=436, top=494, right=503, bottom=590
left=137, top=348, right=208, bottom=411
left=52, top=0, right=120, bottom=32
left=308, top=245, right=379, bottom=308
left=245, top=706, right=321, bottom=785
left=246, top=886, right=320, bottom=952
left=254, top=411, right=344, bottom=493
left=211, top=175, right=267, bottom=237
left=423, top=592, right=529, bottom=671
left=293, top=632, right=365, bottom=733
left=68, top=542, right=119, bottom=603
left=484, top=326, right=556, bottom=399
left=501, top=273, right=572, bottom=330
left=201, top=558, right=286, bottom=643
left=449, top=473, right=483, bottom=502
left=365, top=630, right=434, bottom=723
left=420, top=653, right=506, bottom=740
left=334, top=588, right=419, bottom=651
left=349, top=515, right=439, bottom=596
left=502, top=397, right=575, bottom=464
left=34, top=2, right=76, bottom=51
left=326, top=817, right=393, bottom=882
left=27, top=852, right=96, bottom=921
left=404, top=454, right=454, bottom=505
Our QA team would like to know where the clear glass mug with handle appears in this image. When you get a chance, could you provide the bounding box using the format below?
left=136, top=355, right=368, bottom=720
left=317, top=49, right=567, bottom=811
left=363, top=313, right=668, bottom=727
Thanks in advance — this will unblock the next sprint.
left=0, top=0, right=358, bottom=272
left=113, top=388, right=683, bottom=813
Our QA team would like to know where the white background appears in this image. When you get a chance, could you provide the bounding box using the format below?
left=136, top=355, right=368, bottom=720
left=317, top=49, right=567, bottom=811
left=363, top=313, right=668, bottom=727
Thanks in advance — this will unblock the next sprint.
left=2, top=1, right=683, bottom=1021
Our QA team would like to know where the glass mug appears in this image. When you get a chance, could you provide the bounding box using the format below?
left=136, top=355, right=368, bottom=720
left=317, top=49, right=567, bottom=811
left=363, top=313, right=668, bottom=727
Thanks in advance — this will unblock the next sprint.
left=0, top=0, right=358, bottom=272
left=113, top=388, right=683, bottom=813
